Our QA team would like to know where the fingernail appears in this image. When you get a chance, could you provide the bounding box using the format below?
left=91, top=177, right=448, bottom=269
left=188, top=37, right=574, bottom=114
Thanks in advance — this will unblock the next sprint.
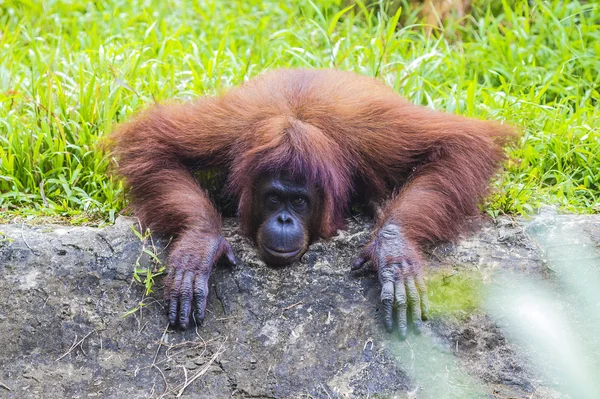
left=413, top=320, right=422, bottom=335
left=351, top=258, right=364, bottom=270
left=398, top=326, right=407, bottom=340
left=382, top=299, right=393, bottom=332
left=385, top=320, right=393, bottom=333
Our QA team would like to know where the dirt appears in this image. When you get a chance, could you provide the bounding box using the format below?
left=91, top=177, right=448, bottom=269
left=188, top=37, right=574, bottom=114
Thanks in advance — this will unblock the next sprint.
left=0, top=208, right=598, bottom=398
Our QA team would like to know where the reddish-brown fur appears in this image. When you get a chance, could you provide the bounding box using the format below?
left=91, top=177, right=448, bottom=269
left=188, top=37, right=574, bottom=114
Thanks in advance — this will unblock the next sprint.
left=111, top=69, right=514, bottom=254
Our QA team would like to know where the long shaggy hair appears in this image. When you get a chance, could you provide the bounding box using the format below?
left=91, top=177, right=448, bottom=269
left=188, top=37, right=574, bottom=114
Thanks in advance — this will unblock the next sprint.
left=110, top=69, right=515, bottom=246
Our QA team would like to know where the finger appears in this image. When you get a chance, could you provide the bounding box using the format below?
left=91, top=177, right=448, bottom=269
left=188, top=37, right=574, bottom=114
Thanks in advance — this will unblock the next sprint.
left=416, top=274, right=429, bottom=321
left=193, top=274, right=209, bottom=325
left=405, top=276, right=422, bottom=334
left=394, top=279, right=408, bottom=339
left=351, top=256, right=368, bottom=271
left=168, top=268, right=184, bottom=327
left=220, top=238, right=236, bottom=266
left=380, top=281, right=394, bottom=332
left=178, top=270, right=195, bottom=329
left=351, top=244, right=373, bottom=271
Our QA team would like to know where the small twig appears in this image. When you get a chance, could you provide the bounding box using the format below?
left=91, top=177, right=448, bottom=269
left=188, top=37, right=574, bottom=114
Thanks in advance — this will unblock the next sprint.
left=20, top=222, right=40, bottom=256
left=55, top=329, right=95, bottom=361
left=134, top=324, right=174, bottom=382
left=138, top=321, right=149, bottom=334
left=320, top=383, right=333, bottom=399
left=153, top=364, right=169, bottom=398
left=151, top=323, right=170, bottom=367
left=0, top=381, right=11, bottom=391
left=176, top=339, right=226, bottom=397
left=264, top=364, right=271, bottom=390
left=404, top=338, right=417, bottom=368
left=282, top=301, right=303, bottom=312
left=165, top=337, right=211, bottom=361
left=145, top=337, right=210, bottom=370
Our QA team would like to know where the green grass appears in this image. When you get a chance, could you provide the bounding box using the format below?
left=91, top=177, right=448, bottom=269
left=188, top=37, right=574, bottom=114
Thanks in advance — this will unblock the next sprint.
left=1, top=0, right=599, bottom=224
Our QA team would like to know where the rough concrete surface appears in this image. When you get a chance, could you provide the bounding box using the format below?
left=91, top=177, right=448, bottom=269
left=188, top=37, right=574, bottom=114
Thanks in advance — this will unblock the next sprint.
left=0, top=209, right=598, bottom=398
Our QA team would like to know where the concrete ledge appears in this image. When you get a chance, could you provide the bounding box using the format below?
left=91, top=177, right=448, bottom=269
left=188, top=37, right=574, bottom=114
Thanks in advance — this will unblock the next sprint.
left=1, top=211, right=598, bottom=398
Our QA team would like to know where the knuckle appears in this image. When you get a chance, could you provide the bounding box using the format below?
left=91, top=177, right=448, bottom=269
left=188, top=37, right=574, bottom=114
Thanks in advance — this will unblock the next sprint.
left=169, top=287, right=181, bottom=299
left=380, top=291, right=394, bottom=302
left=180, top=289, right=192, bottom=302
left=395, top=295, right=407, bottom=307
left=194, top=288, right=206, bottom=300
left=408, top=295, right=419, bottom=306
left=378, top=223, right=401, bottom=239
left=379, top=267, right=395, bottom=282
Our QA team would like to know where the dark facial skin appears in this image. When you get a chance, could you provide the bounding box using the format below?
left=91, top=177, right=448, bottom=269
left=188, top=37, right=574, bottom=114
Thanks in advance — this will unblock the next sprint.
left=253, top=175, right=318, bottom=265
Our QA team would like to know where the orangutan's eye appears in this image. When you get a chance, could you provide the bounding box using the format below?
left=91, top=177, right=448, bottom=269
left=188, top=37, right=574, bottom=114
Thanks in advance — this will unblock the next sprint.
left=268, top=194, right=281, bottom=203
left=292, top=197, right=306, bottom=207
